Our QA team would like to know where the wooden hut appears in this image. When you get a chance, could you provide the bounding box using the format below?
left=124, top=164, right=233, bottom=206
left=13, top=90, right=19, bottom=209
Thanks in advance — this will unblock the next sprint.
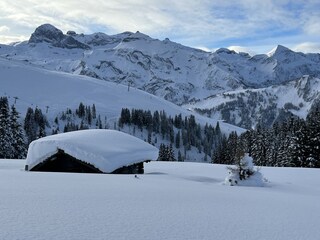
left=25, top=129, right=158, bottom=174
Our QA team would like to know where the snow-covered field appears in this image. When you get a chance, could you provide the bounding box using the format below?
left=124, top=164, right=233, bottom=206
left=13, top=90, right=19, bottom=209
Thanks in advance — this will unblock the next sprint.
left=1, top=159, right=319, bottom=240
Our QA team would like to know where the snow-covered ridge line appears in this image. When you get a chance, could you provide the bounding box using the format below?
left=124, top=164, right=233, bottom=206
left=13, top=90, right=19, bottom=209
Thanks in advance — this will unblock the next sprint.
left=1, top=24, right=320, bottom=130
left=185, top=75, right=320, bottom=128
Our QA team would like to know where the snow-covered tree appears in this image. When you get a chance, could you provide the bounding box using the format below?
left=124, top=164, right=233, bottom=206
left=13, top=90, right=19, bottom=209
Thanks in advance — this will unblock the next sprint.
left=24, top=107, right=48, bottom=143
left=225, top=153, right=265, bottom=186
left=306, top=105, right=320, bottom=167
left=167, top=144, right=176, bottom=161
left=0, top=97, right=14, bottom=158
left=92, top=104, right=96, bottom=119
left=158, top=144, right=176, bottom=161
left=251, top=125, right=268, bottom=166
left=158, top=143, right=166, bottom=161
left=35, top=107, right=47, bottom=138
left=24, top=107, right=36, bottom=144
left=10, top=105, right=27, bottom=158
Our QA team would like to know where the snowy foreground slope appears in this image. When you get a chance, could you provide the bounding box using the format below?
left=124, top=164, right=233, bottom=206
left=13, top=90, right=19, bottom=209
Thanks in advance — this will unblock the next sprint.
left=1, top=159, right=319, bottom=240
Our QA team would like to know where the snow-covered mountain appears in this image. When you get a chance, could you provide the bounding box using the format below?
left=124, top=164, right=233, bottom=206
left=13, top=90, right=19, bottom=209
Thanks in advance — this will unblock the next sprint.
left=185, top=75, right=320, bottom=128
left=0, top=57, right=239, bottom=132
left=1, top=56, right=244, bottom=161
left=1, top=24, right=320, bottom=128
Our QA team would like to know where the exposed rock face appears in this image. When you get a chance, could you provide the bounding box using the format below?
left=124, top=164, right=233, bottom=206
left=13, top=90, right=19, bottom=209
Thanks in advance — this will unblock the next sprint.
left=29, top=24, right=90, bottom=50
left=60, top=36, right=90, bottom=49
left=29, top=24, right=64, bottom=44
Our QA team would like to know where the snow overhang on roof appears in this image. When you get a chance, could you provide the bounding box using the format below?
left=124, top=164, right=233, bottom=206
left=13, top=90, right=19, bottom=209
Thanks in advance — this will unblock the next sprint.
left=26, top=129, right=159, bottom=173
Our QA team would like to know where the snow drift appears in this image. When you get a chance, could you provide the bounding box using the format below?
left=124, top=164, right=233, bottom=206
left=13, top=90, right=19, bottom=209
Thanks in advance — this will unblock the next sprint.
left=1, top=160, right=320, bottom=240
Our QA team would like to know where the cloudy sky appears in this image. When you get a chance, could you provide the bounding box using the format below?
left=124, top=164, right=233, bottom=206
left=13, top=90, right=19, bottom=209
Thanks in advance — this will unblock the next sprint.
left=0, top=0, right=319, bottom=54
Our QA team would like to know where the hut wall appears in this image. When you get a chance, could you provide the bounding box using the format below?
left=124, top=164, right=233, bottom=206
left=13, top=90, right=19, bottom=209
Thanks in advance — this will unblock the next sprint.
left=30, top=150, right=102, bottom=173
left=111, top=162, right=144, bottom=174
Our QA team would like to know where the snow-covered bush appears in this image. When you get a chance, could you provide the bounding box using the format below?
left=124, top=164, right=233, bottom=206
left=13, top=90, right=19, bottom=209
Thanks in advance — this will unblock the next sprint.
left=225, top=153, right=266, bottom=187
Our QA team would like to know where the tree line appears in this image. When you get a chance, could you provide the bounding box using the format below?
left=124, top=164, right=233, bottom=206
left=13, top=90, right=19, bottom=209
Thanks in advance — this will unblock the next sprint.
left=52, top=102, right=104, bottom=133
left=2, top=94, right=320, bottom=168
left=214, top=102, right=320, bottom=168
left=0, top=99, right=103, bottom=159
left=24, top=107, right=48, bottom=144
left=118, top=108, right=225, bottom=162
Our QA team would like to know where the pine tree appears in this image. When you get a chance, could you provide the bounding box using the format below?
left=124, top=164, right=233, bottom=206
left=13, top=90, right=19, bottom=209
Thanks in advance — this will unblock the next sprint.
left=160, top=111, right=168, bottom=138
left=92, top=104, right=96, bottom=119
left=263, top=129, right=275, bottom=166
left=225, top=131, right=238, bottom=164
left=266, top=125, right=280, bottom=166
left=251, top=125, right=268, bottom=166
left=175, top=131, right=181, bottom=149
left=77, top=102, right=85, bottom=118
left=287, top=121, right=309, bottom=167
left=306, top=106, right=320, bottom=167
left=167, top=144, right=176, bottom=161
left=158, top=143, right=166, bottom=161
left=86, top=106, right=92, bottom=125
left=236, top=131, right=252, bottom=157
left=95, top=115, right=102, bottom=129
left=169, top=125, right=174, bottom=144
left=144, top=110, right=153, bottom=131
left=182, top=129, right=188, bottom=148
left=215, top=122, right=221, bottom=136
left=147, top=130, right=152, bottom=144
left=174, top=114, right=182, bottom=129
left=34, top=107, right=47, bottom=138
left=211, top=135, right=228, bottom=164
left=10, top=105, right=27, bottom=158
left=152, top=111, right=160, bottom=133
left=0, top=97, right=14, bottom=158
left=225, top=154, right=264, bottom=186
left=178, top=150, right=183, bottom=161
left=24, top=107, right=36, bottom=144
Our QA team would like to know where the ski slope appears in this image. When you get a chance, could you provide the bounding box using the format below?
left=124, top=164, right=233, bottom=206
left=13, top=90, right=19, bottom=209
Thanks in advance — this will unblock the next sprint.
left=0, top=159, right=319, bottom=240
left=0, top=57, right=244, bottom=134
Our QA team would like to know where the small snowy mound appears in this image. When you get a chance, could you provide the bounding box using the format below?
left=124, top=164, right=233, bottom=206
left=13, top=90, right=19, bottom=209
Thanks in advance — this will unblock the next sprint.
left=225, top=154, right=266, bottom=187
left=26, top=129, right=159, bottom=173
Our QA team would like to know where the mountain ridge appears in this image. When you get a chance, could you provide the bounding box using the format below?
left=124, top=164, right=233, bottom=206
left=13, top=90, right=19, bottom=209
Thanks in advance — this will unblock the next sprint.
left=1, top=23, right=320, bottom=128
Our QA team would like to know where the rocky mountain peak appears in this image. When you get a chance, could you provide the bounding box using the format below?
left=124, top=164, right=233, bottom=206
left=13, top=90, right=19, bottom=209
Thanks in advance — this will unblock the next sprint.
left=29, top=24, right=90, bottom=50
left=29, top=24, right=64, bottom=44
left=132, top=31, right=151, bottom=39
left=215, top=48, right=237, bottom=55
left=267, top=45, right=292, bottom=57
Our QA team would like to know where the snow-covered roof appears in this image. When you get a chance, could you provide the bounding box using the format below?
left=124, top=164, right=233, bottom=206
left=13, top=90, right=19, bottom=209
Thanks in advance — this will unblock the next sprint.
left=26, top=129, right=159, bottom=173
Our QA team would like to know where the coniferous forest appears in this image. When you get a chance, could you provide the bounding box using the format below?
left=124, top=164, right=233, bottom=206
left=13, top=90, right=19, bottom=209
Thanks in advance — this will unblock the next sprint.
left=0, top=95, right=319, bottom=168
left=118, top=106, right=320, bottom=168
left=213, top=102, right=320, bottom=168
left=118, top=108, right=224, bottom=162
